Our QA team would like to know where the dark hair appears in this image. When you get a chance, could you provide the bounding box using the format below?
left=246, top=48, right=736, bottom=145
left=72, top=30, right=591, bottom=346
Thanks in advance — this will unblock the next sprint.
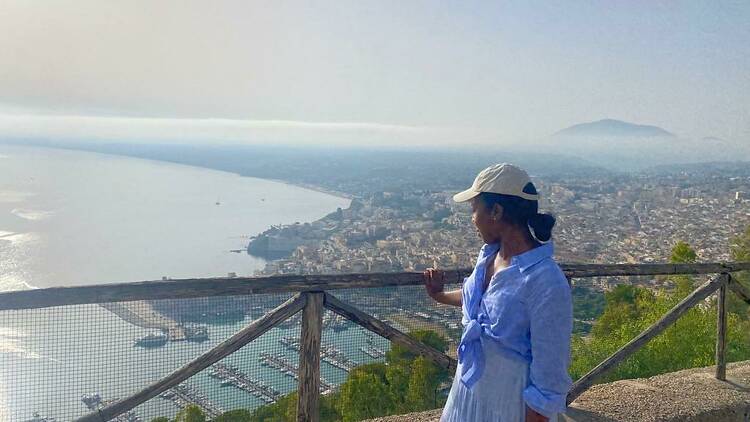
left=478, top=182, right=556, bottom=242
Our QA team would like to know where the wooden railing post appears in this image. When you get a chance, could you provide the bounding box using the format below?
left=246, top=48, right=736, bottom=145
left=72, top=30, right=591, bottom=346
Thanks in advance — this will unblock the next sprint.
left=716, top=273, right=729, bottom=381
left=297, top=291, right=324, bottom=422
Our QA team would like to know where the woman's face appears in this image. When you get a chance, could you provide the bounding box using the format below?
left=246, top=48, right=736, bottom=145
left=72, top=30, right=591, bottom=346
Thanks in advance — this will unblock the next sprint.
left=470, top=197, right=503, bottom=244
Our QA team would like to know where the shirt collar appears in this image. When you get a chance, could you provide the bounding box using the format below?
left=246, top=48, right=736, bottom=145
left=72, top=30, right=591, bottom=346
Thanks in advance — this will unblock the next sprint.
left=511, top=241, right=554, bottom=273
left=480, top=242, right=500, bottom=258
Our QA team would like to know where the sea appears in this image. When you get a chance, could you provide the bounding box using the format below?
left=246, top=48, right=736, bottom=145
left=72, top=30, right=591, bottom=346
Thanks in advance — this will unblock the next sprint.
left=0, top=145, right=389, bottom=421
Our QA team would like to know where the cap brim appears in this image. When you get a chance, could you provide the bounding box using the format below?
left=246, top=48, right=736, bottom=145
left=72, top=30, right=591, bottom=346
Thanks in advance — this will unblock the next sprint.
left=452, top=188, right=480, bottom=203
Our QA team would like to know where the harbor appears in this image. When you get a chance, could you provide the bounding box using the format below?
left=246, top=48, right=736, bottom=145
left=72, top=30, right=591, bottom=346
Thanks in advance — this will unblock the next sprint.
left=101, top=302, right=186, bottom=342
left=279, top=336, right=358, bottom=372
left=259, top=352, right=333, bottom=394
left=11, top=298, right=400, bottom=421
left=158, top=385, right=223, bottom=418
left=322, top=312, right=350, bottom=332
left=81, top=393, right=141, bottom=422
left=208, top=362, right=282, bottom=404
left=359, top=336, right=387, bottom=359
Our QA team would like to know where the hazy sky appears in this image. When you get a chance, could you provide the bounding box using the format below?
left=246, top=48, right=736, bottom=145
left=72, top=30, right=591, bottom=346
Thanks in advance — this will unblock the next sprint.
left=0, top=1, right=748, bottom=147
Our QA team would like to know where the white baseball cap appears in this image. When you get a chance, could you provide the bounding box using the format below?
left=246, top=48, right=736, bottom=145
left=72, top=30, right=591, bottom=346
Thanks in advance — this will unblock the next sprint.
left=453, top=163, right=539, bottom=203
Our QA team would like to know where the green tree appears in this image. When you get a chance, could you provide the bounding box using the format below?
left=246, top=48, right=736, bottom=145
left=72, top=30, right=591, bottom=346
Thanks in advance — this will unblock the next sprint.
left=214, top=409, right=253, bottom=422
left=669, top=241, right=698, bottom=298
left=245, top=389, right=341, bottom=422
left=405, top=356, right=440, bottom=412
left=386, top=330, right=447, bottom=365
left=731, top=226, right=750, bottom=262
left=174, top=405, right=206, bottom=422
left=571, top=286, right=606, bottom=335
left=248, top=392, right=297, bottom=422
left=336, top=366, right=392, bottom=422
left=385, top=363, right=411, bottom=413
left=571, top=237, right=750, bottom=382
left=320, top=392, right=343, bottom=422
left=671, top=240, right=698, bottom=263
left=591, top=284, right=654, bottom=338
left=249, top=329, right=449, bottom=422
left=728, top=226, right=750, bottom=319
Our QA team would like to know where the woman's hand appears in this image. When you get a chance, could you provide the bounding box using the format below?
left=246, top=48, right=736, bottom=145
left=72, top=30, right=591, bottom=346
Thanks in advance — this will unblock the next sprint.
left=423, top=268, right=462, bottom=307
left=423, top=268, right=446, bottom=298
left=525, top=405, right=549, bottom=422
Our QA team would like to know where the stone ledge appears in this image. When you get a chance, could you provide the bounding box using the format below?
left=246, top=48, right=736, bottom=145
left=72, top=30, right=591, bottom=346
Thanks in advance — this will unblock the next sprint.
left=364, top=360, right=750, bottom=422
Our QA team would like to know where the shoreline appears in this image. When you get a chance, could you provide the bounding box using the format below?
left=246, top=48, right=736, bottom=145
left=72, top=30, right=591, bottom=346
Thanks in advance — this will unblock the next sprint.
left=264, top=178, right=354, bottom=202
left=100, top=301, right=187, bottom=341
left=0, top=142, right=355, bottom=203
left=0, top=143, right=351, bottom=292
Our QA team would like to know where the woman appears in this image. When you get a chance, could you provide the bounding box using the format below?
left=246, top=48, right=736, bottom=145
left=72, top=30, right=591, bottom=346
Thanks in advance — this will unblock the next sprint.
left=423, top=163, right=572, bottom=422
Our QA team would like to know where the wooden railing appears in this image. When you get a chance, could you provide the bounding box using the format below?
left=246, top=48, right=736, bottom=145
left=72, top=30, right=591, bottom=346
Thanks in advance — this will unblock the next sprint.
left=1, top=262, right=749, bottom=421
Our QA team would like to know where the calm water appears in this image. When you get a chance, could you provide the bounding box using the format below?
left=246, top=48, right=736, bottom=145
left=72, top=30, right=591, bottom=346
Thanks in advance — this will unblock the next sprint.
left=0, top=145, right=350, bottom=290
left=2, top=303, right=389, bottom=421
left=0, top=145, right=384, bottom=421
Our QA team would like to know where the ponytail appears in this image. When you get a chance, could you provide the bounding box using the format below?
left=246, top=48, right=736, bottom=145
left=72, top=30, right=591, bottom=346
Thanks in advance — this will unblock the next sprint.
left=528, top=213, right=556, bottom=243
left=479, top=191, right=556, bottom=242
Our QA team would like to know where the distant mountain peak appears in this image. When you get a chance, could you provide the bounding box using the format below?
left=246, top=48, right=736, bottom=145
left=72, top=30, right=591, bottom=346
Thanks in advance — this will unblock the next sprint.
left=553, top=119, right=675, bottom=138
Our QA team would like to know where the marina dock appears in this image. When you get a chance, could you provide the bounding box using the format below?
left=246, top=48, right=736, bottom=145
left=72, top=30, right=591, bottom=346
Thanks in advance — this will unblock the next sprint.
left=259, top=352, right=333, bottom=393
left=359, top=345, right=386, bottom=359
left=81, top=394, right=141, bottom=422
left=209, top=362, right=282, bottom=403
left=159, top=384, right=223, bottom=418
left=101, top=301, right=186, bottom=341
left=279, top=336, right=358, bottom=372
left=359, top=335, right=387, bottom=359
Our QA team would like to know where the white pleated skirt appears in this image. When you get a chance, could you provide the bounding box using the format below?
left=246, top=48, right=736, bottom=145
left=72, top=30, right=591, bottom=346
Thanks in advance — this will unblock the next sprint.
left=441, top=337, right=559, bottom=422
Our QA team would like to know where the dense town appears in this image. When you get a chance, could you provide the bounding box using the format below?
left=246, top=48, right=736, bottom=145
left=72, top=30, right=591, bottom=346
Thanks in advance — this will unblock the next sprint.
left=251, top=170, right=750, bottom=294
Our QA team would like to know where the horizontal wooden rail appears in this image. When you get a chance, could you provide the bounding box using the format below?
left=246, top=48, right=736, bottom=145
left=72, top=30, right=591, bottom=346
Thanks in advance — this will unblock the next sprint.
left=0, top=272, right=440, bottom=311
left=561, top=262, right=750, bottom=278
left=75, top=293, right=306, bottom=422
left=324, top=292, right=457, bottom=372
left=566, top=273, right=730, bottom=404
left=2, top=262, right=749, bottom=311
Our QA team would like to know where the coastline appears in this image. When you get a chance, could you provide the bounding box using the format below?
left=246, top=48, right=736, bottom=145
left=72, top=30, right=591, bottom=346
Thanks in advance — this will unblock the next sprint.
left=0, top=143, right=351, bottom=293
left=100, top=301, right=186, bottom=340
left=264, top=178, right=354, bottom=202
left=1, top=142, right=354, bottom=202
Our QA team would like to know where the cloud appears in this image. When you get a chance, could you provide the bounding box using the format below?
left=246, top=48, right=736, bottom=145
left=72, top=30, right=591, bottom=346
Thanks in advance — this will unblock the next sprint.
left=0, top=112, right=467, bottom=147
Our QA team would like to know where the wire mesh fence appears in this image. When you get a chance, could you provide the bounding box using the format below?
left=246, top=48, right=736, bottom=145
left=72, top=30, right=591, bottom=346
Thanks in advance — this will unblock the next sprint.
left=0, top=292, right=296, bottom=421
left=568, top=272, right=750, bottom=388
left=0, top=282, right=465, bottom=422
left=318, top=284, right=463, bottom=419
left=1, top=268, right=748, bottom=421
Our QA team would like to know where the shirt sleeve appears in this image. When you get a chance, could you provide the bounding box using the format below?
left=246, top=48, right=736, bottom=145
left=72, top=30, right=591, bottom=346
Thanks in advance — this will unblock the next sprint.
left=522, top=264, right=574, bottom=418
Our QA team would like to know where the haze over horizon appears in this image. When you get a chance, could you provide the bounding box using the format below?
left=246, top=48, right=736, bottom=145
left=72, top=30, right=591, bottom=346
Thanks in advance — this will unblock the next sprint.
left=1, top=1, right=748, bottom=154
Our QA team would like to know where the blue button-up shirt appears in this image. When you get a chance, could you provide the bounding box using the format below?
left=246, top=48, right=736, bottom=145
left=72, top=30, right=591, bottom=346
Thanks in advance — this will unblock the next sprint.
left=457, top=241, right=573, bottom=418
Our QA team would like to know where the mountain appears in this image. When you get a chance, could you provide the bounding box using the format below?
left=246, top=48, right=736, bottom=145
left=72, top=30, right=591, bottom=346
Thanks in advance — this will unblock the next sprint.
left=553, top=119, right=675, bottom=138
left=537, top=119, right=730, bottom=171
